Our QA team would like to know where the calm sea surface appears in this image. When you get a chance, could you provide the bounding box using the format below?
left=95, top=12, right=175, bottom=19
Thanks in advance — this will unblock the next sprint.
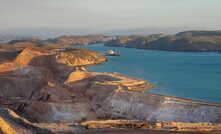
left=75, top=44, right=221, bottom=103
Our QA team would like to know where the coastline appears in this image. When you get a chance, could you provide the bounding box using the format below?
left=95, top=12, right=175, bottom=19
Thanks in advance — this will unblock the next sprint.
left=84, top=44, right=221, bottom=103
left=0, top=46, right=220, bottom=133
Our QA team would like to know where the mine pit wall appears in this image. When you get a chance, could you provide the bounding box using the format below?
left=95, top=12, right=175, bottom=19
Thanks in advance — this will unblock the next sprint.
left=92, top=91, right=221, bottom=123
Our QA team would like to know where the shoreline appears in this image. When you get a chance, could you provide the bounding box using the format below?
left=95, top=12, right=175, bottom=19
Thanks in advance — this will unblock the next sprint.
left=146, top=93, right=221, bottom=106
left=88, top=69, right=219, bottom=105
left=84, top=44, right=221, bottom=103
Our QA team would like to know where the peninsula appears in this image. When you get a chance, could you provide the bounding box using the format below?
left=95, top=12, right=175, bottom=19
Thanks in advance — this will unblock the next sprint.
left=105, top=30, right=221, bottom=52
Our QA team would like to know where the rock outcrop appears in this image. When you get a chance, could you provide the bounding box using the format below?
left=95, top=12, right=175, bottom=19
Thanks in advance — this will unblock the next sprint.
left=14, top=47, right=52, bottom=66
left=56, top=48, right=107, bottom=66
left=82, top=119, right=221, bottom=133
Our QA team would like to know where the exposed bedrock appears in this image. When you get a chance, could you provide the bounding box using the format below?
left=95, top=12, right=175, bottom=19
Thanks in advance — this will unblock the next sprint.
left=97, top=92, right=221, bottom=123
left=0, top=107, right=54, bottom=134
left=0, top=47, right=107, bottom=123
left=68, top=76, right=221, bottom=123
left=1, top=107, right=220, bottom=134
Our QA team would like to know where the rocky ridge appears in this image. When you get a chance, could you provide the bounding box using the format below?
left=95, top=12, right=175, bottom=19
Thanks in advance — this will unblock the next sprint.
left=105, top=30, right=221, bottom=51
left=0, top=35, right=114, bottom=51
left=1, top=30, right=221, bottom=52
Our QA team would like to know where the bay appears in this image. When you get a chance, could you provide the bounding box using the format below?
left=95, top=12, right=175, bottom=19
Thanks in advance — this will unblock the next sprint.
left=75, top=44, right=221, bottom=103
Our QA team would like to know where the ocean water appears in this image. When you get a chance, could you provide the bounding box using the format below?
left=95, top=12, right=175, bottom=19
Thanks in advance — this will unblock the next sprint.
left=75, top=44, right=221, bottom=103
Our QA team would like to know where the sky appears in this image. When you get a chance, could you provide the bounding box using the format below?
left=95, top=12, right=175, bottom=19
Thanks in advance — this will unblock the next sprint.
left=0, top=0, right=221, bottom=37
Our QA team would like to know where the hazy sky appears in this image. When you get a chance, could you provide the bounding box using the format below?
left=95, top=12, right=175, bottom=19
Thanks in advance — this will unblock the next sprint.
left=0, top=0, right=221, bottom=37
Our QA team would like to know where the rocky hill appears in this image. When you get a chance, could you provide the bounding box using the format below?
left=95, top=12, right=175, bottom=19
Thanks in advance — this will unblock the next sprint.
left=105, top=30, right=221, bottom=52
left=47, top=35, right=114, bottom=46
left=0, top=35, right=34, bottom=43
left=56, top=48, right=107, bottom=66
left=0, top=35, right=114, bottom=51
left=0, top=46, right=220, bottom=133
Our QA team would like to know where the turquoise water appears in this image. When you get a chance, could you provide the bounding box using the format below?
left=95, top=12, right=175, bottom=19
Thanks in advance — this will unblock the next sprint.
left=76, top=44, right=221, bottom=103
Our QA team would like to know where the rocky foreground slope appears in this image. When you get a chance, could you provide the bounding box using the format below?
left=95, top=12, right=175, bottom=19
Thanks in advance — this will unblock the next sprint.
left=105, top=30, right=221, bottom=51
left=0, top=46, right=220, bottom=134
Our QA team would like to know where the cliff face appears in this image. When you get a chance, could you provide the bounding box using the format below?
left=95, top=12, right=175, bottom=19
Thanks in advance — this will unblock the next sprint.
left=105, top=30, right=221, bottom=52
left=100, top=92, right=221, bottom=122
